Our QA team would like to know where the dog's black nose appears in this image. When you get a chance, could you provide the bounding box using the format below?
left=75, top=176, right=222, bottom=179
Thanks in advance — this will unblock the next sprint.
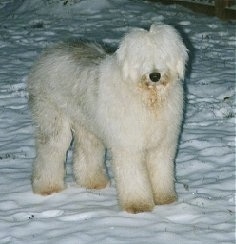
left=149, top=72, right=161, bottom=82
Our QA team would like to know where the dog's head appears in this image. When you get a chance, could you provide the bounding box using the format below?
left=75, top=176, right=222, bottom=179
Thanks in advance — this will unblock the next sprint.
left=116, top=24, right=188, bottom=87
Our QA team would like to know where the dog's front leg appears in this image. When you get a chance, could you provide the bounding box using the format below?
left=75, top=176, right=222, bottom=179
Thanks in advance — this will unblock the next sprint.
left=146, top=146, right=177, bottom=205
left=112, top=148, right=155, bottom=213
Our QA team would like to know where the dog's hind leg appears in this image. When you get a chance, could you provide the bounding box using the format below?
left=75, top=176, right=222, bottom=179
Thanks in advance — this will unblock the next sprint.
left=31, top=103, right=72, bottom=195
left=72, top=125, right=109, bottom=189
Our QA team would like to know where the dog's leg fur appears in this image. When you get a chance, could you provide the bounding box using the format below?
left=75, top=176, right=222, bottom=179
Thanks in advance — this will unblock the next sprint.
left=32, top=104, right=72, bottom=195
left=146, top=142, right=177, bottom=205
left=73, top=126, right=108, bottom=189
left=112, top=149, right=155, bottom=213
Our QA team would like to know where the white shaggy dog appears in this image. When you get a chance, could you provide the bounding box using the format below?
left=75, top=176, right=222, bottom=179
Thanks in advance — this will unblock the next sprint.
left=28, top=24, right=188, bottom=213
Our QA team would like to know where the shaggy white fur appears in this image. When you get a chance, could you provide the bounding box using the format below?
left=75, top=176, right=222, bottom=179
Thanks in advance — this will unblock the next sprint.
left=28, top=24, right=188, bottom=213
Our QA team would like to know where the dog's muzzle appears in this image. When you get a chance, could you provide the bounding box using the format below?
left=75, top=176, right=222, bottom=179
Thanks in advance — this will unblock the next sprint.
left=149, top=72, right=161, bottom=82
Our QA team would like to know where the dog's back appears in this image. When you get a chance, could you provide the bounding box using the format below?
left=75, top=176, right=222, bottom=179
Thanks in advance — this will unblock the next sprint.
left=27, top=41, right=106, bottom=102
left=47, top=41, right=106, bottom=63
left=27, top=41, right=107, bottom=137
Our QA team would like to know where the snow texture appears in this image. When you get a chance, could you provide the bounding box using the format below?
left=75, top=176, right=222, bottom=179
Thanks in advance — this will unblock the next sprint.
left=0, top=0, right=235, bottom=243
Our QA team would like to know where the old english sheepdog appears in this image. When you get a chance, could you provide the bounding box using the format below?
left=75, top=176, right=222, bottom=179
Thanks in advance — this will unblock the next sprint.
left=28, top=24, right=188, bottom=213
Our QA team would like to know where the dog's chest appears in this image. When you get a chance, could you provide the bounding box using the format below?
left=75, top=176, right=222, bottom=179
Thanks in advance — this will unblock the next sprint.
left=98, top=97, right=168, bottom=148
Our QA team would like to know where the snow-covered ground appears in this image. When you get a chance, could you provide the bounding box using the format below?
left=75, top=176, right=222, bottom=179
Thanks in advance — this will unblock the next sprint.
left=0, top=0, right=235, bottom=243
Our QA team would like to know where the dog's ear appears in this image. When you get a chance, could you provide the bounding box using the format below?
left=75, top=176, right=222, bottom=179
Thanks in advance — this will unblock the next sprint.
left=150, top=24, right=188, bottom=80
left=116, top=28, right=148, bottom=81
left=116, top=38, right=126, bottom=65
left=116, top=37, right=130, bottom=80
left=149, top=23, right=161, bottom=34
left=176, top=47, right=188, bottom=80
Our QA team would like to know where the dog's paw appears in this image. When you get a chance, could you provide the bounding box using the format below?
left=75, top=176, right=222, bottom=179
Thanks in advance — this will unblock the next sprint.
left=154, top=193, right=177, bottom=205
left=79, top=175, right=109, bottom=190
left=32, top=177, right=65, bottom=195
left=123, top=201, right=155, bottom=214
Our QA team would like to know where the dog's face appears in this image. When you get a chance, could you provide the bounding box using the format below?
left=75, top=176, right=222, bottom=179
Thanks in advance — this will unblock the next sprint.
left=116, top=24, right=188, bottom=89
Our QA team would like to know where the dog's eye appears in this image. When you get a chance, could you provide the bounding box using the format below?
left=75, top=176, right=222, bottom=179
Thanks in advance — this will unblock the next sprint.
left=149, top=72, right=161, bottom=82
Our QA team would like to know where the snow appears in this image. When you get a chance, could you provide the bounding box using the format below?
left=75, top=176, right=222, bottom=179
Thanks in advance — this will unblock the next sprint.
left=0, top=0, right=235, bottom=243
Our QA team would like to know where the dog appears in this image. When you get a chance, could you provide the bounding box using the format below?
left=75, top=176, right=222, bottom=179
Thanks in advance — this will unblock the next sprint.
left=27, top=24, right=188, bottom=213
